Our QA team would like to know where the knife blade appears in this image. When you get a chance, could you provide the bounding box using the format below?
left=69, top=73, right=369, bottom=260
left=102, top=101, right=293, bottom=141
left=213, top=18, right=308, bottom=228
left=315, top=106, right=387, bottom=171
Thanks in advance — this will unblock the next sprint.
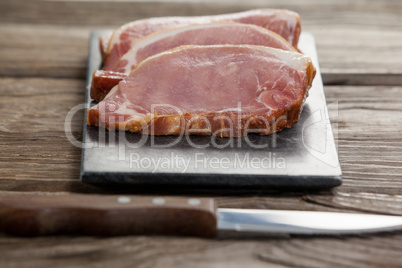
left=0, top=194, right=401, bottom=237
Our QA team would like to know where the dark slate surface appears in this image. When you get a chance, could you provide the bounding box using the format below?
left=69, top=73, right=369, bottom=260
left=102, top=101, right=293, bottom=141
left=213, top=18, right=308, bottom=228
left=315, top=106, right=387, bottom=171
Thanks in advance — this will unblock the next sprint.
left=80, top=31, right=342, bottom=189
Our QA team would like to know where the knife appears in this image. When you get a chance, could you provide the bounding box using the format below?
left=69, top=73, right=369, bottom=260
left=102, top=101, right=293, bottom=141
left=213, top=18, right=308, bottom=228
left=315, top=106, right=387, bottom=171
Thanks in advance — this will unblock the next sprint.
left=0, top=194, right=401, bottom=237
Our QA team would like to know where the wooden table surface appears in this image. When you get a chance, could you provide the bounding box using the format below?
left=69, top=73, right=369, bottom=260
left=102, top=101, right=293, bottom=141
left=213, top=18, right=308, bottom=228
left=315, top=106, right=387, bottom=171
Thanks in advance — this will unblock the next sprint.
left=1, top=0, right=402, bottom=267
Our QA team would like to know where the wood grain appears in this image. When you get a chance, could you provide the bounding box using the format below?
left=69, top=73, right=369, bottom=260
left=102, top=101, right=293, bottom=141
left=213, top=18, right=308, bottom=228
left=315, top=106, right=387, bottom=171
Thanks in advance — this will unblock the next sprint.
left=0, top=23, right=89, bottom=79
left=1, top=78, right=401, bottom=209
left=0, top=0, right=402, bottom=84
left=1, top=0, right=402, bottom=267
left=0, top=78, right=84, bottom=182
left=0, top=232, right=401, bottom=268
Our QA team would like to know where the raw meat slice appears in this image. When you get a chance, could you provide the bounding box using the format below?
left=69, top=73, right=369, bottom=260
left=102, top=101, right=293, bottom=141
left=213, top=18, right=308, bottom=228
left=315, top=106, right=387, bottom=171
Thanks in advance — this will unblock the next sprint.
left=87, top=45, right=315, bottom=138
left=107, top=22, right=298, bottom=73
left=99, top=32, right=112, bottom=61
left=90, top=71, right=127, bottom=103
left=102, top=9, right=301, bottom=68
left=92, top=22, right=298, bottom=102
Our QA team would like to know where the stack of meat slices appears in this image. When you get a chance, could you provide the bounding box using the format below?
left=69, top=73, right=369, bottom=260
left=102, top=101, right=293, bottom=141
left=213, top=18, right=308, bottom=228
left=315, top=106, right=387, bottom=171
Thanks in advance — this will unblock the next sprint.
left=88, top=9, right=316, bottom=138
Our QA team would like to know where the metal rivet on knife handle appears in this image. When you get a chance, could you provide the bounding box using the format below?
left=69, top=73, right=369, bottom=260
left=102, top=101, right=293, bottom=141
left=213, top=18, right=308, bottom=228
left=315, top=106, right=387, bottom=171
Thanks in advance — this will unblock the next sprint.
left=188, top=198, right=201, bottom=206
left=117, top=196, right=131, bottom=204
left=152, top=197, right=166, bottom=205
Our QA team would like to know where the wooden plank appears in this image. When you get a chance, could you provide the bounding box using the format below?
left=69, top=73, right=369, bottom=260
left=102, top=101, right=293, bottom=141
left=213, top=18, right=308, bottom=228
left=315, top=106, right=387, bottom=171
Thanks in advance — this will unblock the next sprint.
left=0, top=228, right=401, bottom=267
left=1, top=0, right=401, bottom=28
left=0, top=78, right=84, bottom=182
left=0, top=24, right=89, bottom=79
left=1, top=1, right=401, bottom=266
left=0, top=78, right=401, bottom=210
left=0, top=77, right=401, bottom=266
left=0, top=0, right=402, bottom=84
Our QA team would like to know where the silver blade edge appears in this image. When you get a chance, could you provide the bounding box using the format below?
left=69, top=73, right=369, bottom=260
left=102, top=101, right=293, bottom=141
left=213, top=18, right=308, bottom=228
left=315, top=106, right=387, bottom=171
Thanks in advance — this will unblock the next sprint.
left=217, top=208, right=402, bottom=235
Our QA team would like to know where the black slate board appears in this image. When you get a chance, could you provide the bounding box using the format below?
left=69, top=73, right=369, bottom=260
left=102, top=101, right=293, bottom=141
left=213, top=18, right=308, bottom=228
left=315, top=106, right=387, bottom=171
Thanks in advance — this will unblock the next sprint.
left=80, top=31, right=342, bottom=189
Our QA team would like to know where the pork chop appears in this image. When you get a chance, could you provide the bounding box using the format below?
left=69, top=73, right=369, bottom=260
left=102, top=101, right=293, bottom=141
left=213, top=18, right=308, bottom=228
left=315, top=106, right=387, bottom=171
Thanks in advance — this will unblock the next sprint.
left=92, top=22, right=298, bottom=102
left=101, top=9, right=301, bottom=68
left=108, top=22, right=297, bottom=73
left=87, top=45, right=315, bottom=138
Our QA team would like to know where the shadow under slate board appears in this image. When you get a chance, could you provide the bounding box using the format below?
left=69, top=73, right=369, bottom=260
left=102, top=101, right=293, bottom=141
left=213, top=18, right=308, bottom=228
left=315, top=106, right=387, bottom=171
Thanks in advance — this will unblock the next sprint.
left=80, top=30, right=342, bottom=190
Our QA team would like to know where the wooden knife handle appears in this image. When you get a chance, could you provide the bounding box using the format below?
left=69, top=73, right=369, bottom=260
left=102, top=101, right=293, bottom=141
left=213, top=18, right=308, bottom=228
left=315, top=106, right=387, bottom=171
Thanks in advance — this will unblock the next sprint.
left=0, top=194, right=217, bottom=237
